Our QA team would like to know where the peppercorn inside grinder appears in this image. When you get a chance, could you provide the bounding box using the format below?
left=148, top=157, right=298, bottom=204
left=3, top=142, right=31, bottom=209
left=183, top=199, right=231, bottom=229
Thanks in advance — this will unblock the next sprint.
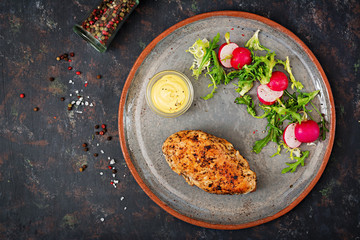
left=73, top=0, right=139, bottom=52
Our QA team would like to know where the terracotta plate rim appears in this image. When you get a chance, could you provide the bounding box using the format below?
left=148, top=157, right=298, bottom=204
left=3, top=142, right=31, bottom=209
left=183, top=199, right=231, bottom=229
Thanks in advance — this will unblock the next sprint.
left=118, top=11, right=336, bottom=230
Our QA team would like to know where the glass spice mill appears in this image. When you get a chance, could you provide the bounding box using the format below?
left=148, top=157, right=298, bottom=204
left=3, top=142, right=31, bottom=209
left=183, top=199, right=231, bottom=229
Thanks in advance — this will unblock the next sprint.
left=73, top=0, right=139, bottom=52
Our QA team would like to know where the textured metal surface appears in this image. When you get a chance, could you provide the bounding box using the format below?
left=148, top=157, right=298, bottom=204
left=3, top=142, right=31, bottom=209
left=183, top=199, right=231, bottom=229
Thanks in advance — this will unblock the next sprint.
left=0, top=0, right=359, bottom=239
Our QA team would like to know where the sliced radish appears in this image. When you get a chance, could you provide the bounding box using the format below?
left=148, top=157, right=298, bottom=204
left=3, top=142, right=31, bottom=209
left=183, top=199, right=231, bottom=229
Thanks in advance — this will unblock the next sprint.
left=283, top=123, right=302, bottom=148
left=218, top=42, right=239, bottom=68
left=257, top=84, right=284, bottom=105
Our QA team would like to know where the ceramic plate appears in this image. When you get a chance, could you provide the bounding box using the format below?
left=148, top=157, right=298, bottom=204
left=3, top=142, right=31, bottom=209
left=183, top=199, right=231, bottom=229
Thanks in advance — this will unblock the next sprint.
left=118, top=11, right=335, bottom=229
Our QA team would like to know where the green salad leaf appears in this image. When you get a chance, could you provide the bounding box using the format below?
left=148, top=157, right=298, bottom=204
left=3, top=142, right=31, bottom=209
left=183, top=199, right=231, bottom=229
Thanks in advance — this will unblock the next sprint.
left=281, top=151, right=310, bottom=173
left=186, top=31, right=328, bottom=173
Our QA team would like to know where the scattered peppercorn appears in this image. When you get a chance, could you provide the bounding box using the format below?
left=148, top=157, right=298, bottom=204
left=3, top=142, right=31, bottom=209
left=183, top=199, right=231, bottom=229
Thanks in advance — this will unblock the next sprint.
left=95, top=131, right=99, bottom=135
left=33, top=107, right=39, bottom=112
left=20, top=93, right=25, bottom=98
left=96, top=75, right=102, bottom=79
left=70, top=52, right=74, bottom=57
left=68, top=66, right=72, bottom=70
left=82, top=164, right=87, bottom=169
left=112, top=169, right=117, bottom=174
left=82, top=143, right=87, bottom=147
left=84, top=147, right=89, bottom=152
left=107, top=136, right=112, bottom=141
left=49, top=77, right=55, bottom=81
left=64, top=58, right=68, bottom=61
left=68, top=107, right=72, bottom=111
left=95, top=125, right=99, bottom=129
left=60, top=97, right=65, bottom=101
left=93, top=153, right=98, bottom=157
left=76, top=71, right=81, bottom=75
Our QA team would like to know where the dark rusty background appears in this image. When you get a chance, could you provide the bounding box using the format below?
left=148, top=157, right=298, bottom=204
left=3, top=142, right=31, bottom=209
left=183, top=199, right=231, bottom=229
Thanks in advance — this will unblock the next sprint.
left=0, top=0, right=359, bottom=239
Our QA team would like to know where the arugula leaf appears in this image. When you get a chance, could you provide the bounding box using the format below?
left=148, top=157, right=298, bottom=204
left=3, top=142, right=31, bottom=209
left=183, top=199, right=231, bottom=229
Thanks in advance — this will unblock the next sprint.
left=253, top=131, right=272, bottom=153
left=319, top=118, right=329, bottom=141
left=253, top=112, right=283, bottom=153
left=281, top=151, right=309, bottom=173
left=309, top=101, right=329, bottom=141
left=234, top=95, right=256, bottom=117
left=297, top=90, right=320, bottom=106
left=271, top=106, right=302, bottom=123
left=202, top=50, right=225, bottom=100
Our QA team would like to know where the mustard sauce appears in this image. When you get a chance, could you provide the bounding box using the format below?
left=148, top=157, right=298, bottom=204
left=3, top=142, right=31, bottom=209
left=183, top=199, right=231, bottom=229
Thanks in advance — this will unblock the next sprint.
left=151, top=74, right=189, bottom=113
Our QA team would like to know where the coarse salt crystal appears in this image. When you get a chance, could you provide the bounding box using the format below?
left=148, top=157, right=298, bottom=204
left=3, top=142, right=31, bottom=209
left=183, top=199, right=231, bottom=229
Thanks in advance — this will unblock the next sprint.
left=90, top=103, right=94, bottom=107
left=120, top=197, right=124, bottom=201
left=87, top=96, right=90, bottom=98
left=124, top=207, right=127, bottom=210
left=100, top=218, right=104, bottom=222
left=100, top=172, right=103, bottom=175
left=75, top=111, right=83, bottom=114
left=101, top=150, right=104, bottom=154
left=114, top=180, right=119, bottom=184
left=110, top=159, right=115, bottom=165
left=97, top=143, right=100, bottom=146
left=108, top=157, right=111, bottom=160
left=112, top=174, right=116, bottom=178
left=113, top=184, right=117, bottom=188
left=85, top=101, right=89, bottom=106
left=69, top=80, right=73, bottom=83
left=76, top=101, right=81, bottom=105
left=71, top=101, right=75, bottom=104
left=75, top=90, right=79, bottom=94
left=70, top=93, right=72, bottom=96
left=81, top=102, right=84, bottom=105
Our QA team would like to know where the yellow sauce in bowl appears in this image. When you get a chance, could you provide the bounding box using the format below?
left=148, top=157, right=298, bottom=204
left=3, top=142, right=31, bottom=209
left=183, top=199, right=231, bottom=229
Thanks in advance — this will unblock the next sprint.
left=146, top=70, right=193, bottom=118
left=150, top=74, right=189, bottom=113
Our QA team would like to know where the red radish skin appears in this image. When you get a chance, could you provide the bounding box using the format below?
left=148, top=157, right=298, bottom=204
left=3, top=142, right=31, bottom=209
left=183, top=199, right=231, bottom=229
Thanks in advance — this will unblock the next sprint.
left=257, top=84, right=284, bottom=105
left=267, top=71, right=289, bottom=91
left=230, top=47, right=252, bottom=69
left=218, top=42, right=239, bottom=68
left=283, top=123, right=302, bottom=148
left=295, top=120, right=320, bottom=143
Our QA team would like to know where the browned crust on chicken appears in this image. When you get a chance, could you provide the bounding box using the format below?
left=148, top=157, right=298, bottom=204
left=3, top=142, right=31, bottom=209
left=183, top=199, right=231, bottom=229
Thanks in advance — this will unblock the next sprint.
left=162, top=130, right=257, bottom=194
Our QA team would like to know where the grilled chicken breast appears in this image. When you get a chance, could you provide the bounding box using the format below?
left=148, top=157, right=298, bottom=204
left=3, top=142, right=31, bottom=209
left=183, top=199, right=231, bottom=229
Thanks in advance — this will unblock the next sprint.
left=162, top=130, right=256, bottom=194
